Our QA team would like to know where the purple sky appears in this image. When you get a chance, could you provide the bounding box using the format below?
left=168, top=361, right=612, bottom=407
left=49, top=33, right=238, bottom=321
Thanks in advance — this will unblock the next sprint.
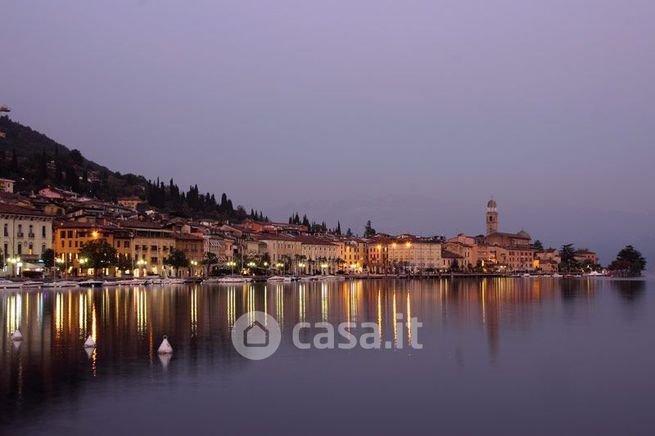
left=2, top=0, right=654, bottom=265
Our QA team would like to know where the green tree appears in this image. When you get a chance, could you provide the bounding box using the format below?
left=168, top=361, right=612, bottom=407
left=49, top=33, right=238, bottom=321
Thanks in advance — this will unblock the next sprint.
left=164, top=249, right=189, bottom=277
left=79, top=240, right=118, bottom=276
left=532, top=240, right=544, bottom=251
left=559, top=244, right=578, bottom=273
left=202, top=252, right=219, bottom=277
left=364, top=220, right=376, bottom=238
left=42, top=248, right=55, bottom=268
left=608, top=245, right=647, bottom=276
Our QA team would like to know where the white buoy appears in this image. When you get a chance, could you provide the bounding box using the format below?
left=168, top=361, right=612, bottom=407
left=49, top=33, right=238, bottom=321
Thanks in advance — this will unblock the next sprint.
left=158, top=353, right=171, bottom=370
left=83, top=335, right=96, bottom=348
left=158, top=335, right=173, bottom=354
left=11, top=329, right=23, bottom=341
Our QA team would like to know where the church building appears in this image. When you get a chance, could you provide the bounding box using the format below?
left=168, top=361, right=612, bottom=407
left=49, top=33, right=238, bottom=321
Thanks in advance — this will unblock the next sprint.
left=483, top=199, right=535, bottom=271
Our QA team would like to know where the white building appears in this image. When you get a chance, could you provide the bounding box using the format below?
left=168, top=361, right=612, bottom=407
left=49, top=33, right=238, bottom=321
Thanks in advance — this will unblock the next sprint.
left=0, top=203, right=53, bottom=275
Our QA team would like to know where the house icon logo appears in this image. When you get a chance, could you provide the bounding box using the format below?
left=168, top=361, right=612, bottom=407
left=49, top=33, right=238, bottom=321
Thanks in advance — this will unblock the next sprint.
left=244, top=320, right=269, bottom=347
left=231, top=311, right=281, bottom=360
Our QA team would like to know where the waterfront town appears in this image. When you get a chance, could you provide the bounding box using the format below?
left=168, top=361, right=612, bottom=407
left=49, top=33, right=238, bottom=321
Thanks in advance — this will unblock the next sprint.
left=0, top=178, right=601, bottom=279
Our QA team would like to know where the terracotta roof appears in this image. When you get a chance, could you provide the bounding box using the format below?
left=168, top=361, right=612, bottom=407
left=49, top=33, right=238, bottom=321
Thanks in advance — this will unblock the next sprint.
left=487, top=231, right=531, bottom=240
left=174, top=232, right=204, bottom=241
left=0, top=203, right=46, bottom=217
left=255, top=233, right=299, bottom=242
left=119, top=220, right=166, bottom=230
left=296, top=236, right=337, bottom=246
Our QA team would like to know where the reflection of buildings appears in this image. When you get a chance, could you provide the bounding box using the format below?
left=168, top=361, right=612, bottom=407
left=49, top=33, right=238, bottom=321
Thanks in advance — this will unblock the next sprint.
left=0, top=278, right=604, bottom=425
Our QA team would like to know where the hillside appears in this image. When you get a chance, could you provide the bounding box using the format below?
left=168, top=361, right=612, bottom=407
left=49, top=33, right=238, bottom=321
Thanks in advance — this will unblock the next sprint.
left=0, top=115, right=263, bottom=221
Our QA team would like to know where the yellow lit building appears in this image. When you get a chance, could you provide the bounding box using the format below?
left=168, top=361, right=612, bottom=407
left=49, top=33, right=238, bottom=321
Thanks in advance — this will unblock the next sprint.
left=54, top=221, right=114, bottom=276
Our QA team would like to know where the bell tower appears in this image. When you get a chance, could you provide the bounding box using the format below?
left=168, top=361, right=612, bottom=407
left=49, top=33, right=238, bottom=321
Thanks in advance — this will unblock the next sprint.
left=486, top=198, right=498, bottom=235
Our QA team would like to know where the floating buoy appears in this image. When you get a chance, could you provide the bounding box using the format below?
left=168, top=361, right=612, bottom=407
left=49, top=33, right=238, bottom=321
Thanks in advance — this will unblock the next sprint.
left=158, top=353, right=171, bottom=370
left=158, top=335, right=173, bottom=354
left=83, top=335, right=96, bottom=348
left=11, top=329, right=22, bottom=341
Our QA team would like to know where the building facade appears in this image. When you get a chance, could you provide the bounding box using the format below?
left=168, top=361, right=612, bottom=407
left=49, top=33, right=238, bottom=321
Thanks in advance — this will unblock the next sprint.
left=1, top=204, right=53, bottom=275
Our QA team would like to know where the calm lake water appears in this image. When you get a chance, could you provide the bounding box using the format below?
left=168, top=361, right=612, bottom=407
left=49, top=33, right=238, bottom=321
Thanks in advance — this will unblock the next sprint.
left=1, top=278, right=653, bottom=435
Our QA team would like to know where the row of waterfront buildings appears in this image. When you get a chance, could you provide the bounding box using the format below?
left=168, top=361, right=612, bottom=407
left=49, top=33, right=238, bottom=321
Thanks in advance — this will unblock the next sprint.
left=0, top=180, right=599, bottom=277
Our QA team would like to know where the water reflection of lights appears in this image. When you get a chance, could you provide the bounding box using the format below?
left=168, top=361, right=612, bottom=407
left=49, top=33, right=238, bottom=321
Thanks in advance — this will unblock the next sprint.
left=190, top=287, right=198, bottom=336
left=91, top=296, right=97, bottom=347
left=406, top=293, right=412, bottom=344
left=349, top=282, right=358, bottom=322
left=275, top=284, right=284, bottom=327
left=298, top=284, right=306, bottom=322
left=377, top=290, right=382, bottom=341
left=55, top=292, right=64, bottom=337
left=135, top=287, right=149, bottom=336
left=227, top=286, right=236, bottom=328
left=247, top=285, right=256, bottom=325
left=321, top=283, right=328, bottom=321
left=481, top=279, right=487, bottom=323
left=6, top=294, right=22, bottom=337
left=79, top=292, right=88, bottom=338
left=392, top=292, right=397, bottom=346
left=263, top=285, right=268, bottom=323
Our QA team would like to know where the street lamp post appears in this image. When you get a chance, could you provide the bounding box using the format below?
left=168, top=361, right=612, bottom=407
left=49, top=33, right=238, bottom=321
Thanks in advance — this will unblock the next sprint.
left=79, top=257, right=88, bottom=277
left=136, top=259, right=147, bottom=277
left=55, top=257, right=65, bottom=279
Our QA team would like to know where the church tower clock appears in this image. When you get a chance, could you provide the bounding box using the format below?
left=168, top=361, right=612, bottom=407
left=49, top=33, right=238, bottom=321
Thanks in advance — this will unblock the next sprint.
left=486, top=198, right=498, bottom=235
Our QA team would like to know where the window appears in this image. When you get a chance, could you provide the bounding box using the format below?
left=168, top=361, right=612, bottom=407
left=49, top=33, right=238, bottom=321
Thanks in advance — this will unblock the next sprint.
left=17, top=244, right=22, bottom=255
left=60, top=230, right=66, bottom=238
left=41, top=244, right=46, bottom=254
left=67, top=230, right=73, bottom=238
left=42, top=225, right=46, bottom=238
left=3, top=224, right=7, bottom=237
left=124, top=241, right=129, bottom=248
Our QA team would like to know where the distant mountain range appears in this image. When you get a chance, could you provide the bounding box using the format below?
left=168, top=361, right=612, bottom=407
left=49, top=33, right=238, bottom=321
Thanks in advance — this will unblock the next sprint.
left=0, top=115, right=264, bottom=221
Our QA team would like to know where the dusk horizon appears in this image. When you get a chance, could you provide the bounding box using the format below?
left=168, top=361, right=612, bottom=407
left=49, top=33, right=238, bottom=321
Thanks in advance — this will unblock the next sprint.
left=1, top=2, right=654, bottom=435
left=3, top=0, right=653, bottom=267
